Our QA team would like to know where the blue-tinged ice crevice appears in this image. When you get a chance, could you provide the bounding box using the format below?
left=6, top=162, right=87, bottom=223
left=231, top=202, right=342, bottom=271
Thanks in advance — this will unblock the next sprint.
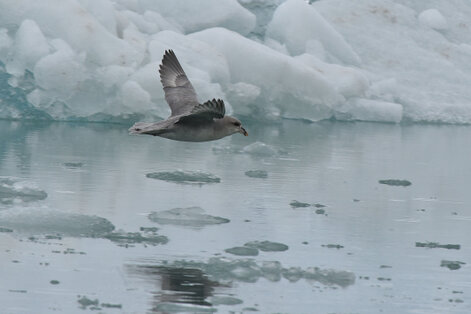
left=0, top=0, right=470, bottom=123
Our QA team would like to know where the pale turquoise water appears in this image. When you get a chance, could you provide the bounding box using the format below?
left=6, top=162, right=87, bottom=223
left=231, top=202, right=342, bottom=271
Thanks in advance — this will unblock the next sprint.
left=0, top=120, right=470, bottom=313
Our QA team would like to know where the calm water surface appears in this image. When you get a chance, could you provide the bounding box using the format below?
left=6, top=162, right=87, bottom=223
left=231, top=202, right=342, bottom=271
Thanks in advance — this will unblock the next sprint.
left=0, top=120, right=470, bottom=313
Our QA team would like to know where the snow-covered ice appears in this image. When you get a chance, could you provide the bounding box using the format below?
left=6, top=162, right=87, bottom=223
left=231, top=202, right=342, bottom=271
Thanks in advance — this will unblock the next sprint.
left=1, top=0, right=470, bottom=123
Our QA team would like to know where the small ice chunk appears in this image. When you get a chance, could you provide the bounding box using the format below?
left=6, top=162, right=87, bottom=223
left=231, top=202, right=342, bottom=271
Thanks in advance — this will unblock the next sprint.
left=378, top=179, right=412, bottom=187
left=282, top=267, right=304, bottom=282
left=209, top=296, right=243, bottom=306
left=63, top=162, right=84, bottom=169
left=418, top=9, right=448, bottom=31
left=415, top=242, right=460, bottom=250
left=303, top=267, right=356, bottom=287
left=225, top=246, right=259, bottom=256
left=290, top=200, right=311, bottom=208
left=148, top=207, right=230, bottom=227
left=0, top=177, right=47, bottom=204
left=146, top=170, right=221, bottom=184
left=103, top=231, right=168, bottom=246
left=322, top=244, right=344, bottom=249
left=242, top=142, right=278, bottom=157
left=245, top=241, right=289, bottom=252
left=245, top=170, right=268, bottom=179
left=77, top=296, right=99, bottom=310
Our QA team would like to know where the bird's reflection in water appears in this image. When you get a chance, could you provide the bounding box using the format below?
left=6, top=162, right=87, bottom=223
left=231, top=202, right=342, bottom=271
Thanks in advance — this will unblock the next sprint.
left=130, top=264, right=223, bottom=311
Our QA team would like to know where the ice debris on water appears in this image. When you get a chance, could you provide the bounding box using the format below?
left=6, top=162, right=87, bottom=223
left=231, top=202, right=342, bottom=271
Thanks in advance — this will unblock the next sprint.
left=101, top=303, right=122, bottom=309
left=77, top=296, right=99, bottom=310
left=138, top=257, right=355, bottom=287
left=146, top=170, right=220, bottom=184
left=242, top=142, right=280, bottom=157
left=0, top=177, right=47, bottom=204
left=148, top=207, right=230, bottom=227
left=103, top=231, right=168, bottom=246
left=225, top=241, right=289, bottom=256
left=225, top=246, right=259, bottom=256
left=244, top=170, right=268, bottom=179
left=378, top=179, right=412, bottom=187
left=290, top=200, right=311, bottom=208
left=415, top=242, right=460, bottom=250
left=440, top=260, right=465, bottom=271
left=0, top=207, right=114, bottom=237
left=77, top=296, right=122, bottom=310
left=322, top=244, right=344, bottom=249
left=62, top=162, right=84, bottom=169
left=245, top=241, right=289, bottom=252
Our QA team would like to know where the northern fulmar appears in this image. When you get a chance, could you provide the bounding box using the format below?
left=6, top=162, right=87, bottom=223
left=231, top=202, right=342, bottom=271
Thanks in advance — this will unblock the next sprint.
left=129, top=50, right=248, bottom=142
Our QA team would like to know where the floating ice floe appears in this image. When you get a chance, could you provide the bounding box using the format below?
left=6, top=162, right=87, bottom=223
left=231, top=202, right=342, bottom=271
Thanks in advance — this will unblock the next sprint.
left=0, top=176, right=47, bottom=204
left=0, top=207, right=114, bottom=237
left=244, top=170, right=268, bottom=178
left=225, top=246, right=259, bottom=256
left=146, top=170, right=221, bottom=184
left=440, top=260, right=465, bottom=271
left=415, top=242, right=460, bottom=250
left=290, top=200, right=311, bottom=208
left=148, top=207, right=230, bottom=227
left=63, top=162, right=84, bottom=169
left=244, top=240, right=289, bottom=252
left=378, top=179, right=412, bottom=187
left=103, top=230, right=168, bottom=246
left=242, top=142, right=279, bottom=157
left=208, top=296, right=243, bottom=306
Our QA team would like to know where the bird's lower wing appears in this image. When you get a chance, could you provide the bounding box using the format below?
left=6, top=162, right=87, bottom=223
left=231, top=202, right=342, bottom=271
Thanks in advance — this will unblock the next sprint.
left=176, top=99, right=226, bottom=125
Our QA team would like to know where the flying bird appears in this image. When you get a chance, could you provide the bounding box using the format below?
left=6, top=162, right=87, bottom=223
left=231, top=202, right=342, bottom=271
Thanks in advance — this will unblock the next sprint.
left=129, top=50, right=248, bottom=142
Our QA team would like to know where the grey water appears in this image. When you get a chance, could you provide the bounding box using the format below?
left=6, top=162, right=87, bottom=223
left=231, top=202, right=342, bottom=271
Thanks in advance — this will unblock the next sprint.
left=0, top=119, right=470, bottom=313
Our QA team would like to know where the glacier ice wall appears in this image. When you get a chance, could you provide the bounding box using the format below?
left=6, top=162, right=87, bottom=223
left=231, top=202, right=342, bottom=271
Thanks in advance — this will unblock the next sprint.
left=0, top=0, right=470, bottom=123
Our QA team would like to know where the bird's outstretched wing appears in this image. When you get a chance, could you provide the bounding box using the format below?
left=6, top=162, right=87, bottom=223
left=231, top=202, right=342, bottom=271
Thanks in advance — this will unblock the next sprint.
left=176, top=99, right=226, bottom=124
left=159, top=50, right=199, bottom=116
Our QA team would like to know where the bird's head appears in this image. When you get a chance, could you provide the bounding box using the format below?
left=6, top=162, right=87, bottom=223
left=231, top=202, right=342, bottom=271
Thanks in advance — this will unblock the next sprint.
left=223, top=116, right=248, bottom=136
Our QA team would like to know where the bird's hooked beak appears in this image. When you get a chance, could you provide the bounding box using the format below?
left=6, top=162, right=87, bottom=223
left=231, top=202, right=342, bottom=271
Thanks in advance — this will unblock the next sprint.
left=239, top=126, right=248, bottom=136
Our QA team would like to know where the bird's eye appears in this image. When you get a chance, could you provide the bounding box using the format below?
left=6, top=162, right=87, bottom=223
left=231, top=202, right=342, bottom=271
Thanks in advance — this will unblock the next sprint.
left=234, top=122, right=241, bottom=126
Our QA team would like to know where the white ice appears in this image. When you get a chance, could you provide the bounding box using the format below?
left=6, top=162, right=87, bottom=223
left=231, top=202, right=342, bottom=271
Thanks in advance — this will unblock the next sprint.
left=0, top=0, right=471, bottom=123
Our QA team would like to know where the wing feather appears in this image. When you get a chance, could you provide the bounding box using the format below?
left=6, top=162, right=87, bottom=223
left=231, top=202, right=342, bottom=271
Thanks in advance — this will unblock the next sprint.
left=159, top=50, right=199, bottom=116
left=176, top=99, right=226, bottom=124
